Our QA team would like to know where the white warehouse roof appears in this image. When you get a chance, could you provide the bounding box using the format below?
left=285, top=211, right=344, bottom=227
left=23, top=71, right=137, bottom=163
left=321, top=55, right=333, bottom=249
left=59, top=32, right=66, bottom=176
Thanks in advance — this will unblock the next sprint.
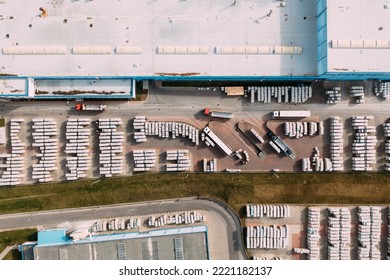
left=0, top=0, right=318, bottom=77
left=327, top=0, right=390, bottom=73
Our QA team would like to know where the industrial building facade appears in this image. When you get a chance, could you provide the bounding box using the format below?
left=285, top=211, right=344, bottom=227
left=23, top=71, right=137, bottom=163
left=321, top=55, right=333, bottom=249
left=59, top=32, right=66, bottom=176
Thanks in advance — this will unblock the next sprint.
left=1, top=0, right=389, bottom=99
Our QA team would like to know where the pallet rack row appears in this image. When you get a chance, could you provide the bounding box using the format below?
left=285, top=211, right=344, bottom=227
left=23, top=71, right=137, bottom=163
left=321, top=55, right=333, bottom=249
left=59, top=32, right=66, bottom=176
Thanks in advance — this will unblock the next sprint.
left=357, top=206, right=381, bottom=260
left=93, top=217, right=140, bottom=232
left=132, top=149, right=157, bottom=172
left=374, top=81, right=390, bottom=100
left=248, top=85, right=312, bottom=104
left=246, top=205, right=291, bottom=218
left=350, top=85, right=365, bottom=104
left=388, top=207, right=390, bottom=259
left=133, top=116, right=200, bottom=145
left=329, top=116, right=344, bottom=171
left=351, top=116, right=376, bottom=171
left=31, top=118, right=57, bottom=183
left=383, top=121, right=390, bottom=171
left=0, top=119, right=25, bottom=186
left=166, top=150, right=191, bottom=172
left=327, top=207, right=351, bottom=260
left=147, top=211, right=205, bottom=227
left=284, top=121, right=324, bottom=138
left=64, top=118, right=91, bottom=181
left=246, top=225, right=288, bottom=249
left=307, top=207, right=321, bottom=260
left=98, top=118, right=124, bottom=177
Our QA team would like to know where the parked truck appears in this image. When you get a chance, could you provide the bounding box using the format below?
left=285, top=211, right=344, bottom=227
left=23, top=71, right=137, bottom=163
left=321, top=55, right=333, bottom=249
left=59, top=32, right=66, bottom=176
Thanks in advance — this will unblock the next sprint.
left=273, top=110, right=310, bottom=118
left=204, top=108, right=234, bottom=119
left=74, top=104, right=107, bottom=111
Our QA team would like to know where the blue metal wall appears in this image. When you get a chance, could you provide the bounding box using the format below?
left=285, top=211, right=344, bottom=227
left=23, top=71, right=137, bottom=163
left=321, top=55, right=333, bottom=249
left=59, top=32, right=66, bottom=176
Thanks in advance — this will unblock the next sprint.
left=317, top=0, right=328, bottom=76
left=136, top=75, right=317, bottom=82
left=318, top=72, right=390, bottom=81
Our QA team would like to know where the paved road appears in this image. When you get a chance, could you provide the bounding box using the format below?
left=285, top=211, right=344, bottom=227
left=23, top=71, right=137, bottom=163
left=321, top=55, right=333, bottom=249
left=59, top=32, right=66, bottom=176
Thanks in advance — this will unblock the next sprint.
left=0, top=197, right=247, bottom=260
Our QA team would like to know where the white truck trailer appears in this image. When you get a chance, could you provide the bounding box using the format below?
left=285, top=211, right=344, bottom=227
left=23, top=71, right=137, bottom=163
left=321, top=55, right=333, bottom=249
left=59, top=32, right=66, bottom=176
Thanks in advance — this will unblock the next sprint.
left=204, top=108, right=234, bottom=119
left=75, top=104, right=107, bottom=111
left=273, top=111, right=311, bottom=118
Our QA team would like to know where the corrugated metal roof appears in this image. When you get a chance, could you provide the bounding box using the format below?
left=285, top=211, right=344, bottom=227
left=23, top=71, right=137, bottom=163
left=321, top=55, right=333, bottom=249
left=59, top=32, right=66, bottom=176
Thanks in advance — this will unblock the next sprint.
left=36, top=225, right=207, bottom=247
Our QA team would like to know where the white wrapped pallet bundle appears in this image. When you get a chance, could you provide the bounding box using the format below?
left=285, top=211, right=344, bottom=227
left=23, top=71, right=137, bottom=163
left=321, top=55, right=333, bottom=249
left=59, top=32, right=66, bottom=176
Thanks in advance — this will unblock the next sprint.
left=383, top=121, right=390, bottom=171
left=246, top=225, right=288, bottom=249
left=135, top=118, right=200, bottom=146
left=245, top=204, right=290, bottom=218
left=146, top=211, right=204, bottom=228
left=165, top=150, right=191, bottom=172
left=0, top=125, right=6, bottom=145
left=374, top=82, right=390, bottom=100
left=248, top=85, right=311, bottom=104
left=327, top=207, right=351, bottom=260
left=329, top=117, right=344, bottom=171
left=203, top=158, right=218, bottom=173
left=97, top=119, right=124, bottom=178
left=325, top=87, right=342, bottom=104
left=65, top=119, right=91, bottom=181
left=133, top=150, right=157, bottom=172
left=387, top=207, right=390, bottom=259
left=351, top=116, right=377, bottom=171
left=307, top=207, right=321, bottom=260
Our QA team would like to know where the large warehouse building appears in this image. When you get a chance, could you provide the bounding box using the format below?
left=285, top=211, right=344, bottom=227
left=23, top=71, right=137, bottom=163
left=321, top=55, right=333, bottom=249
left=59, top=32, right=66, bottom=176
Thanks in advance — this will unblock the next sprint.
left=0, top=0, right=389, bottom=98
left=19, top=226, right=209, bottom=260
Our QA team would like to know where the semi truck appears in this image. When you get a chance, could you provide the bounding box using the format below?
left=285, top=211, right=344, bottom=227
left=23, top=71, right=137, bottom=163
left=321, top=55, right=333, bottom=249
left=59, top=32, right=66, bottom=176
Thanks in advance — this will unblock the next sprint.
left=204, top=108, right=234, bottom=119
left=273, top=110, right=310, bottom=118
left=74, top=104, right=107, bottom=111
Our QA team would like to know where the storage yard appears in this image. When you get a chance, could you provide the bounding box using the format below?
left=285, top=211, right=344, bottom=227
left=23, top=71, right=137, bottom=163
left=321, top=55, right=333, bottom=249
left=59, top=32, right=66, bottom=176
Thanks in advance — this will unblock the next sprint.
left=244, top=204, right=390, bottom=260
left=0, top=0, right=389, bottom=183
left=1, top=97, right=390, bottom=186
left=0, top=113, right=342, bottom=185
